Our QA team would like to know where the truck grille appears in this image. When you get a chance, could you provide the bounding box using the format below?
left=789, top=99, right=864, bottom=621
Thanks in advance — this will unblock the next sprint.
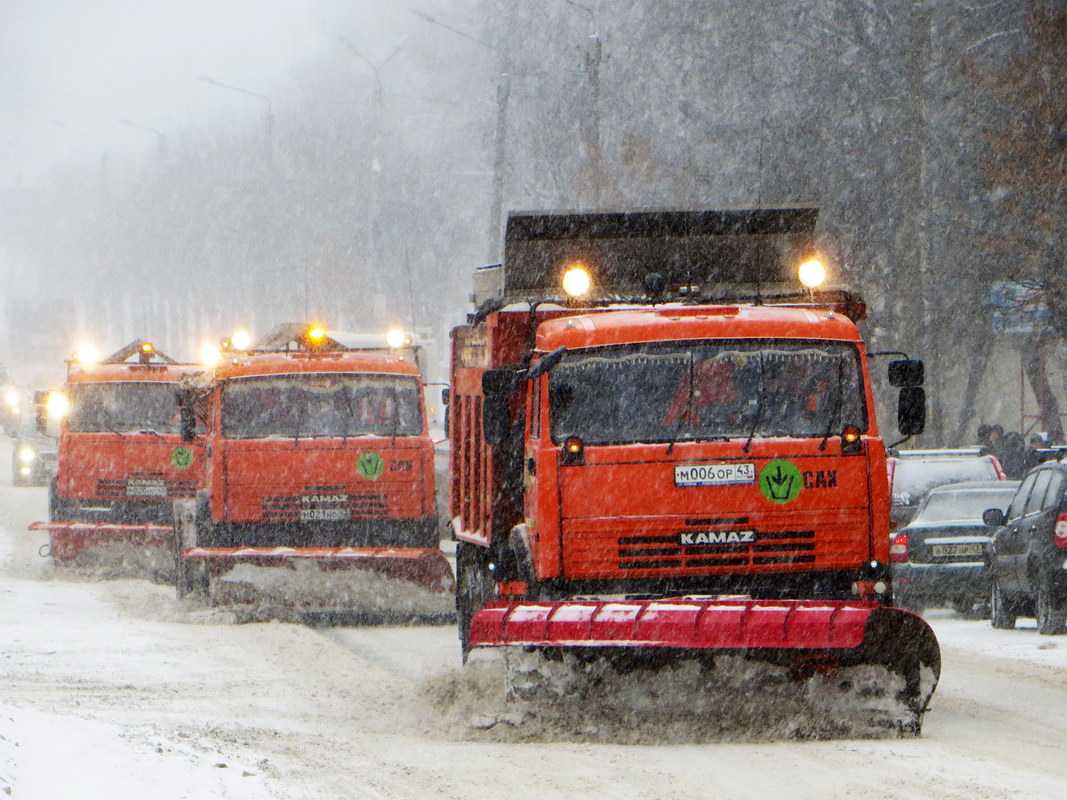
left=97, top=473, right=196, bottom=499
left=617, top=524, right=816, bottom=570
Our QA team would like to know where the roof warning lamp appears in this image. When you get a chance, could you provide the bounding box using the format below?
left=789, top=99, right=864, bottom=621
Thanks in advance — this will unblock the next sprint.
left=798, top=258, right=826, bottom=289
left=562, top=264, right=592, bottom=299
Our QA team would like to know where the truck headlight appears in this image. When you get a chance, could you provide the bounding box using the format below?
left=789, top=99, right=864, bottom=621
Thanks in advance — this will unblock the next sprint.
left=18, top=446, right=36, bottom=464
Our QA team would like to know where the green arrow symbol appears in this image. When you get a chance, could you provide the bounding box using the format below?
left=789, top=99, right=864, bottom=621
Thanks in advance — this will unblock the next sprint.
left=759, top=460, right=802, bottom=504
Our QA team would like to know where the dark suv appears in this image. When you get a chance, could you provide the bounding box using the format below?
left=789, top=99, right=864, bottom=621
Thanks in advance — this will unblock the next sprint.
left=984, top=456, right=1067, bottom=634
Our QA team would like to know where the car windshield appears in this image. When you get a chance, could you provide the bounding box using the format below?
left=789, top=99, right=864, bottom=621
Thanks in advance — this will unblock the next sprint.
left=892, top=459, right=1000, bottom=504
left=221, top=373, right=423, bottom=439
left=67, top=382, right=180, bottom=433
left=914, top=487, right=1017, bottom=523
left=548, top=339, right=867, bottom=445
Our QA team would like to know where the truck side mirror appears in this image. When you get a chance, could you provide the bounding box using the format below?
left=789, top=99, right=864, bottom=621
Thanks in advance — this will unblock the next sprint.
left=897, top=386, right=926, bottom=436
left=888, top=359, right=924, bottom=387
left=441, top=387, right=450, bottom=406
left=180, top=406, right=197, bottom=443
left=482, top=369, right=518, bottom=447
left=983, top=508, right=1006, bottom=527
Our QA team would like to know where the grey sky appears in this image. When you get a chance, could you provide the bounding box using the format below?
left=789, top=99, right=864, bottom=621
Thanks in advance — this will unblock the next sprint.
left=0, top=0, right=338, bottom=188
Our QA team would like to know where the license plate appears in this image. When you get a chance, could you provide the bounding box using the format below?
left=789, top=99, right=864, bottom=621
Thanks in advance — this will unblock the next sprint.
left=126, top=480, right=167, bottom=497
left=675, top=462, right=756, bottom=487
left=300, top=508, right=349, bottom=522
left=931, top=543, right=983, bottom=558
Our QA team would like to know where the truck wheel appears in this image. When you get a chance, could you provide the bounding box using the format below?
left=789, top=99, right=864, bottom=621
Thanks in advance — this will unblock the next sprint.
left=1035, top=574, right=1067, bottom=635
left=456, top=541, right=493, bottom=661
left=990, top=577, right=1016, bottom=630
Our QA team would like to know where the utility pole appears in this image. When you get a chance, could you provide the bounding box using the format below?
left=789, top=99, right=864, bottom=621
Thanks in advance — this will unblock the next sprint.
left=487, top=73, right=511, bottom=263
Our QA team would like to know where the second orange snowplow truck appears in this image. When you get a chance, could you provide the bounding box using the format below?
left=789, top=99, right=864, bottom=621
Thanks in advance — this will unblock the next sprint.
left=30, top=340, right=204, bottom=573
left=449, top=207, right=940, bottom=733
left=172, top=325, right=453, bottom=614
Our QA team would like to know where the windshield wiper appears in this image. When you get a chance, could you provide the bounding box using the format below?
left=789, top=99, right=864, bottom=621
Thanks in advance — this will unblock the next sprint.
left=818, top=357, right=846, bottom=451
left=743, top=352, right=767, bottom=453
left=666, top=353, right=695, bottom=456
left=138, top=428, right=162, bottom=439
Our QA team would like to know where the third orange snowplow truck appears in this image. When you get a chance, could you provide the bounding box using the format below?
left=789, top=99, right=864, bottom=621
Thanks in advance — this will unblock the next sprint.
left=172, top=324, right=453, bottom=615
left=30, top=340, right=204, bottom=574
left=449, top=208, right=940, bottom=732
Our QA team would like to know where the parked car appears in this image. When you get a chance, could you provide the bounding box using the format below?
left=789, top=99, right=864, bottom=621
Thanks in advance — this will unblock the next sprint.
left=10, top=405, right=57, bottom=486
left=888, top=448, right=1006, bottom=530
left=890, top=480, right=1019, bottom=616
left=984, top=455, right=1067, bottom=634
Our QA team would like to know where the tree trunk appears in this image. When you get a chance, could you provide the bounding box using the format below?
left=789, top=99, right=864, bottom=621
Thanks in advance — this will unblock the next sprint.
left=1023, top=337, right=1065, bottom=441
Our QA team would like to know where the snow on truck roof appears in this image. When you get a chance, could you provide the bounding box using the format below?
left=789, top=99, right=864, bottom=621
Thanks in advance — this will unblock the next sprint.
left=534, top=304, right=861, bottom=351
left=66, top=362, right=201, bottom=385
left=212, top=350, right=422, bottom=381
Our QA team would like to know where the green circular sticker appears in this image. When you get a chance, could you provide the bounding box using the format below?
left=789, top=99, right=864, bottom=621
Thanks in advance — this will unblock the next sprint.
left=759, top=460, right=803, bottom=504
left=171, top=446, right=194, bottom=470
left=356, top=451, right=385, bottom=481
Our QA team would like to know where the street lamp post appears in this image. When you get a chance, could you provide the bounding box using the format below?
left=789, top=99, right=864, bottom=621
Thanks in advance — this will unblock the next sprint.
left=119, top=117, right=167, bottom=161
left=337, top=35, right=411, bottom=320
left=198, top=75, right=274, bottom=162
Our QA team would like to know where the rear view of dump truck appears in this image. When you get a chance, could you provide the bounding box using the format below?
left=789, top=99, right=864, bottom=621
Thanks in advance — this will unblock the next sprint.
left=30, top=340, right=204, bottom=577
left=448, top=208, right=940, bottom=733
left=173, top=324, right=453, bottom=618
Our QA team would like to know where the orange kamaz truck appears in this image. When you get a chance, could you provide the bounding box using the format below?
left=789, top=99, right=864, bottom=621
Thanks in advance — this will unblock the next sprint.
left=448, top=208, right=940, bottom=733
left=30, top=340, right=204, bottom=574
left=172, top=324, right=453, bottom=616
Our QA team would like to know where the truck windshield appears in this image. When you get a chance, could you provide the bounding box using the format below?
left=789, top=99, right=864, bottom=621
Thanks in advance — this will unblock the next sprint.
left=549, top=340, right=867, bottom=445
left=67, top=382, right=180, bottom=434
left=221, top=373, right=423, bottom=439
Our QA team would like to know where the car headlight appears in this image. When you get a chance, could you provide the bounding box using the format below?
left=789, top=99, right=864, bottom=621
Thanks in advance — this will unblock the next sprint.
left=17, top=446, right=36, bottom=464
left=5, top=390, right=19, bottom=407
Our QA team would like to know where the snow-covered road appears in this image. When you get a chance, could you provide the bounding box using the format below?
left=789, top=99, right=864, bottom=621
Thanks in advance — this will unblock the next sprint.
left=2, top=444, right=1066, bottom=799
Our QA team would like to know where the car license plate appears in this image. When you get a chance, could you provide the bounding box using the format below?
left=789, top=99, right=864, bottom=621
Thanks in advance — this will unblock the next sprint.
left=931, top=543, right=983, bottom=558
left=674, top=463, right=755, bottom=487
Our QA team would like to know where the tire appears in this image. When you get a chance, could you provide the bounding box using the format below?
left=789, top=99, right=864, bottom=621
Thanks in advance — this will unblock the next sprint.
left=1035, top=573, right=1067, bottom=635
left=990, top=576, right=1016, bottom=630
left=455, top=541, right=494, bottom=661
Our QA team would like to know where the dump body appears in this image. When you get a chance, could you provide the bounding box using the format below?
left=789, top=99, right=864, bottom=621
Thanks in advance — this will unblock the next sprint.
left=449, top=207, right=939, bottom=731
left=176, top=345, right=453, bottom=610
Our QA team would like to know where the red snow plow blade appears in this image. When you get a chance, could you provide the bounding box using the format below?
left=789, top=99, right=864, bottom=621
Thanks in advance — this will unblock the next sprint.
left=30, top=521, right=173, bottom=562
left=182, top=546, right=455, bottom=594
left=472, top=598, right=940, bottom=720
